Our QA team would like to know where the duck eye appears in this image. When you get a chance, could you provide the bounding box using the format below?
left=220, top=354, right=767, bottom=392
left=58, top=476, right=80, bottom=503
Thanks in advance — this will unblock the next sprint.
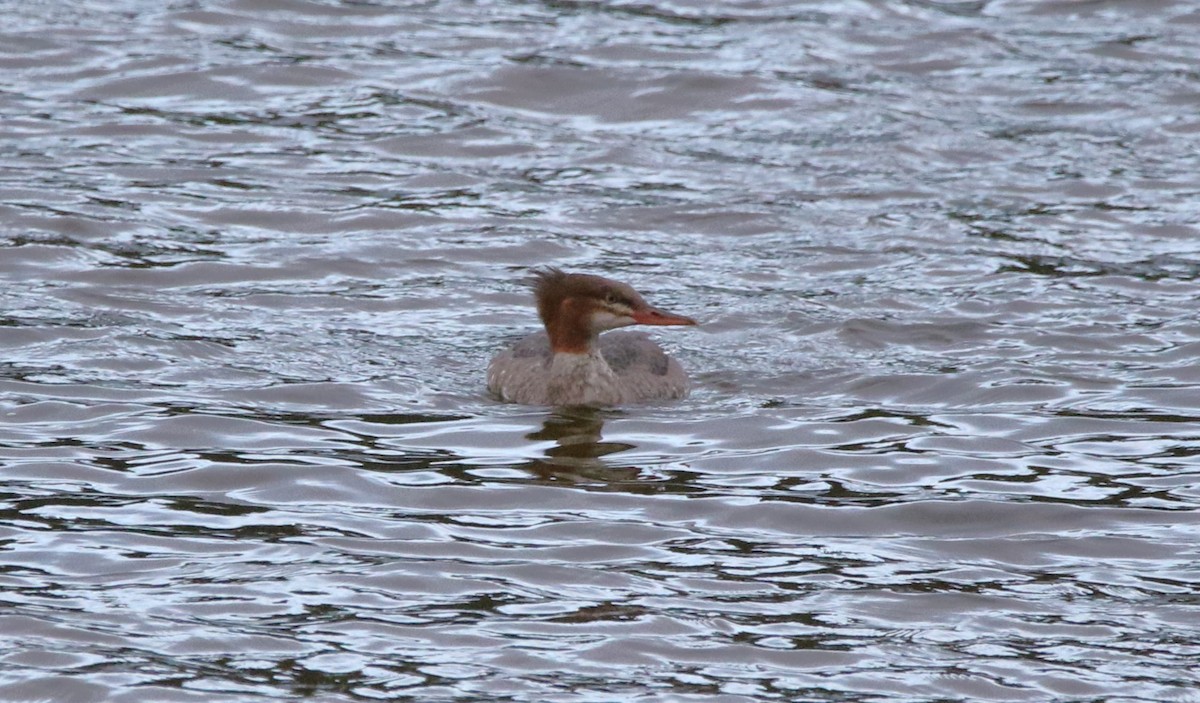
left=605, top=292, right=620, bottom=305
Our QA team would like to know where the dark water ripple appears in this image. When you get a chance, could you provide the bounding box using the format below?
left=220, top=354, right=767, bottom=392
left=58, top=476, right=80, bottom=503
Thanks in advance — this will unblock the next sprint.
left=3, top=0, right=1200, bottom=701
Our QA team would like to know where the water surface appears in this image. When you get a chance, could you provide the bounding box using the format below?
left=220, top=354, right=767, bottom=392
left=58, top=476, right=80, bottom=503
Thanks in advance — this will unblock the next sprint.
left=3, top=1, right=1200, bottom=701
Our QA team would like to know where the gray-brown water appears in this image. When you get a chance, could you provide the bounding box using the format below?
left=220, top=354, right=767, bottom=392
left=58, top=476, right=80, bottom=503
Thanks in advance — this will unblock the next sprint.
left=3, top=1, right=1200, bottom=701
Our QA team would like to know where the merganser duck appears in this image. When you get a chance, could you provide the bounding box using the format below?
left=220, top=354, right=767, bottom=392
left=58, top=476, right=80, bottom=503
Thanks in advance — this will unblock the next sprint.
left=488, top=268, right=697, bottom=406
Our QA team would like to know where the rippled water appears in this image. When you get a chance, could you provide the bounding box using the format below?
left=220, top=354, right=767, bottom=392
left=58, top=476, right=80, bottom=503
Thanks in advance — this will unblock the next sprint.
left=3, top=1, right=1200, bottom=701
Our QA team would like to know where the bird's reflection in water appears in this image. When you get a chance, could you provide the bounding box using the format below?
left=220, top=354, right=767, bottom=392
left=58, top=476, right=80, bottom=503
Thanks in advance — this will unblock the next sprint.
left=523, top=407, right=641, bottom=482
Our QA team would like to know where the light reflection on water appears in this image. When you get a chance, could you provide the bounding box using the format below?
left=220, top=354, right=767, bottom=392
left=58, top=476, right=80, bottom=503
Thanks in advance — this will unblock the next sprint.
left=3, top=0, right=1200, bottom=700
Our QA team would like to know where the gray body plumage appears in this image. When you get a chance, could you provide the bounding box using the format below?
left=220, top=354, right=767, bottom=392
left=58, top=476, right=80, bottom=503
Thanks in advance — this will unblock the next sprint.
left=487, top=331, right=690, bottom=406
